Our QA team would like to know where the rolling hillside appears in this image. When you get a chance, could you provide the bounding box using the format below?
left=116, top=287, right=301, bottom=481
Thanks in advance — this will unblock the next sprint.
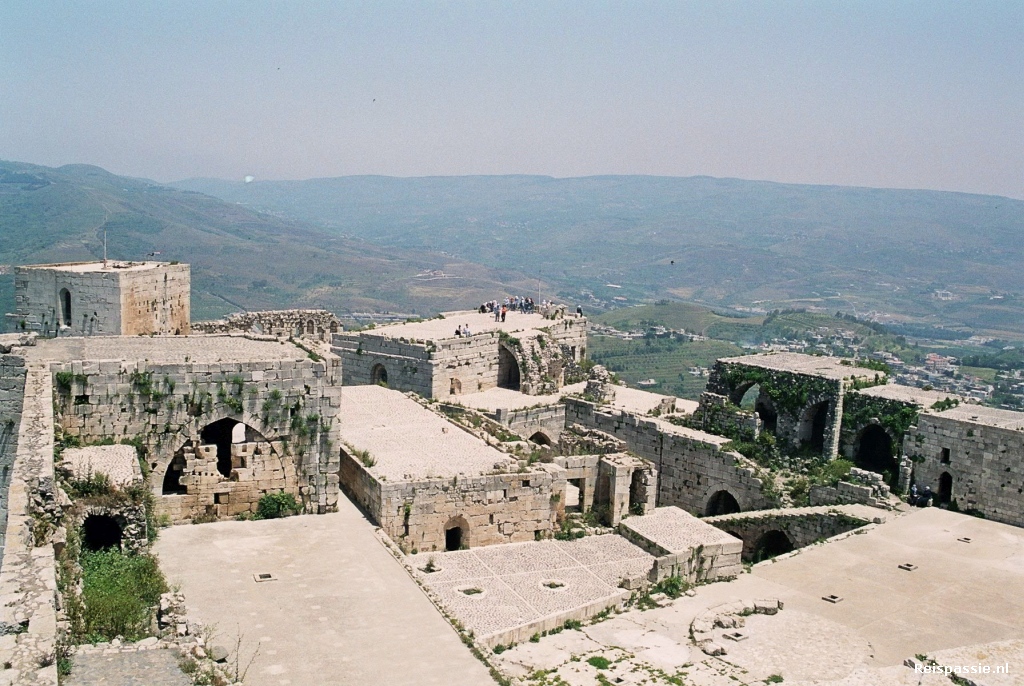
left=0, top=162, right=545, bottom=320
left=174, top=174, right=1024, bottom=336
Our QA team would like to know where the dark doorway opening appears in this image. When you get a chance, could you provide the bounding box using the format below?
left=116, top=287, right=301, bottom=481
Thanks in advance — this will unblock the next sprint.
left=200, top=418, right=237, bottom=478
left=629, top=470, right=647, bottom=515
left=566, top=478, right=583, bottom=512
left=497, top=346, right=521, bottom=390
left=371, top=364, right=388, bottom=387
left=730, top=382, right=757, bottom=408
left=938, top=472, right=953, bottom=504
left=529, top=431, right=553, bottom=446
left=705, top=490, right=741, bottom=516
left=162, top=451, right=188, bottom=494
left=802, top=402, right=829, bottom=452
left=752, top=530, right=794, bottom=562
left=60, top=288, right=72, bottom=327
left=445, top=526, right=463, bottom=551
left=754, top=397, right=778, bottom=435
left=82, top=514, right=122, bottom=551
left=856, top=425, right=897, bottom=484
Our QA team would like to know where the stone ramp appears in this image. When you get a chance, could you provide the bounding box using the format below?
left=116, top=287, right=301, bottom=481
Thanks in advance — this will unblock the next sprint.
left=63, top=650, right=190, bottom=686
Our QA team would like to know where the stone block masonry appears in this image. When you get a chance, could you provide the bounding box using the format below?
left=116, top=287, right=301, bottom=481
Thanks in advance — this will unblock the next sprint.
left=0, top=353, right=28, bottom=560
left=564, top=398, right=774, bottom=516
left=8, top=261, right=190, bottom=337
left=618, top=507, right=743, bottom=582
left=38, top=337, right=343, bottom=522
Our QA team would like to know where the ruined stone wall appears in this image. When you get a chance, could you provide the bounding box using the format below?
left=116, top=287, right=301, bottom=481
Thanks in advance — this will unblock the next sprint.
left=564, top=399, right=774, bottom=516
left=339, top=450, right=563, bottom=552
left=118, top=264, right=191, bottom=336
left=333, top=334, right=435, bottom=395
left=50, top=355, right=342, bottom=522
left=0, top=353, right=27, bottom=556
left=430, top=334, right=504, bottom=396
left=494, top=403, right=565, bottom=444
left=704, top=507, right=870, bottom=562
left=688, top=392, right=760, bottom=441
left=909, top=414, right=1024, bottom=526
left=192, top=309, right=340, bottom=341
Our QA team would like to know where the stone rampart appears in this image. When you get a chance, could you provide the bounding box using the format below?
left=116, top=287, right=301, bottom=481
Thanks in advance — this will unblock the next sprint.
left=494, top=403, right=565, bottom=445
left=192, top=309, right=341, bottom=341
left=50, top=354, right=342, bottom=521
left=0, top=354, right=28, bottom=559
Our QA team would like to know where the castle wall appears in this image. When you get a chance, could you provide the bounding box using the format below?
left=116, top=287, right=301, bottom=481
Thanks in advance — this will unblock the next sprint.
left=333, top=334, right=435, bottom=396
left=564, top=399, right=774, bottom=516
left=0, top=353, right=27, bottom=556
left=339, top=449, right=564, bottom=552
left=704, top=507, right=870, bottom=562
left=494, top=403, right=566, bottom=444
left=8, top=262, right=190, bottom=337
left=909, top=414, right=1024, bottom=527
left=193, top=309, right=340, bottom=341
left=50, top=355, right=342, bottom=522
left=117, top=264, right=191, bottom=335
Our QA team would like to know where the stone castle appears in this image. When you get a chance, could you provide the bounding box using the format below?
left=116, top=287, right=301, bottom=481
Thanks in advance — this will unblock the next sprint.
left=0, top=260, right=1021, bottom=683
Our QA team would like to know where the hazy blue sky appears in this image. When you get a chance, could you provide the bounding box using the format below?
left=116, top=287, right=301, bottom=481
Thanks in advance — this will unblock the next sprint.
left=1, top=1, right=1021, bottom=197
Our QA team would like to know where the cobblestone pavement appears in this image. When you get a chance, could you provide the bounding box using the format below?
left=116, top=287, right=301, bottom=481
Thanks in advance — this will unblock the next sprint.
left=63, top=650, right=190, bottom=686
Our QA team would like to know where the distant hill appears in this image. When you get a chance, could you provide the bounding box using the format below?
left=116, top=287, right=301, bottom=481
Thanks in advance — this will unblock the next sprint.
left=173, top=174, right=1024, bottom=337
left=0, top=162, right=544, bottom=320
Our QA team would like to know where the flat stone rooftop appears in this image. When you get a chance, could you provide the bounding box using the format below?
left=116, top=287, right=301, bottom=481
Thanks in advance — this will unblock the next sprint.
left=409, top=535, right=654, bottom=642
left=719, top=352, right=877, bottom=381
left=932, top=403, right=1024, bottom=431
left=24, top=335, right=311, bottom=364
left=458, top=382, right=686, bottom=418
left=155, top=500, right=494, bottom=686
left=496, top=507, right=1024, bottom=685
left=620, top=506, right=741, bottom=555
left=338, top=385, right=513, bottom=480
left=62, top=445, right=141, bottom=487
left=856, top=383, right=965, bottom=406
left=353, top=310, right=580, bottom=342
left=21, top=260, right=168, bottom=273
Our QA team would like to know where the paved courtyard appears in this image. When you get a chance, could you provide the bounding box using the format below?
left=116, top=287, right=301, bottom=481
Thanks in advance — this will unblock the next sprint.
left=154, top=498, right=494, bottom=686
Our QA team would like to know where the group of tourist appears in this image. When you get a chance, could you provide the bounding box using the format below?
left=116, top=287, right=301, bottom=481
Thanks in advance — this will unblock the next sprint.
left=478, top=296, right=538, bottom=317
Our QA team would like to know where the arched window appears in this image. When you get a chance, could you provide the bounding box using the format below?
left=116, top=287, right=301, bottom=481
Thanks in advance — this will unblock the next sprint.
left=59, top=288, right=72, bottom=326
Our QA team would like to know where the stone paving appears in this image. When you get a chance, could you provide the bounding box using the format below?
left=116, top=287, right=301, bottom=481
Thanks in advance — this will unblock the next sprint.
left=25, top=334, right=311, bottom=364
left=62, top=444, right=141, bottom=486
left=338, top=384, right=513, bottom=480
left=717, top=352, right=876, bottom=380
left=620, top=507, right=743, bottom=556
left=155, top=497, right=494, bottom=686
left=409, top=535, right=655, bottom=644
left=63, top=650, right=190, bottom=686
left=366, top=310, right=572, bottom=341
left=458, top=382, right=587, bottom=412
left=496, top=507, right=1024, bottom=685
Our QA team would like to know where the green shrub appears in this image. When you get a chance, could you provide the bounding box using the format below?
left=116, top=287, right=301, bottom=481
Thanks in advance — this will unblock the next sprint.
left=81, top=549, right=167, bottom=642
left=587, top=656, right=611, bottom=669
left=255, top=492, right=299, bottom=520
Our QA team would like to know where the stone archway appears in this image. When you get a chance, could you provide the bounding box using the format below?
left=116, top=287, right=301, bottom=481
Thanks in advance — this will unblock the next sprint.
left=82, top=514, right=123, bottom=551
left=444, top=515, right=469, bottom=551
left=162, top=450, right=188, bottom=495
left=799, top=401, right=830, bottom=452
left=752, top=529, right=794, bottom=562
left=938, top=472, right=953, bottom=505
left=529, top=431, right=553, bottom=446
left=855, top=424, right=897, bottom=483
left=497, top=346, right=521, bottom=390
left=371, top=363, right=389, bottom=387
left=59, top=288, right=72, bottom=327
left=705, top=489, right=741, bottom=516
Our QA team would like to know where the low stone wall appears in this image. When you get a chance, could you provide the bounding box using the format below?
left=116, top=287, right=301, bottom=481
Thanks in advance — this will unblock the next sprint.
left=339, top=449, right=564, bottom=552
left=0, top=353, right=28, bottom=563
left=704, top=506, right=872, bottom=562
left=690, top=392, right=760, bottom=441
left=0, top=368, right=58, bottom=684
left=618, top=507, right=743, bottom=583
left=494, top=403, right=565, bottom=445
left=808, top=469, right=893, bottom=508
left=192, top=309, right=341, bottom=341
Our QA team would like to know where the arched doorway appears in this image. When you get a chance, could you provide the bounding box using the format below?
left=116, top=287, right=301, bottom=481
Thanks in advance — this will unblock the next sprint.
left=800, top=402, right=830, bottom=452
left=497, top=346, right=521, bottom=390
left=444, top=516, right=468, bottom=551
left=82, top=514, right=123, bottom=551
left=306, top=320, right=315, bottom=335
left=938, top=472, right=953, bottom=505
left=856, top=425, right=897, bottom=483
left=729, top=381, right=757, bottom=408
left=529, top=431, right=553, bottom=446
left=371, top=363, right=388, bottom=387
left=705, top=490, right=741, bottom=516
left=162, top=451, right=188, bottom=494
left=59, top=288, right=72, bottom=327
left=754, top=396, right=778, bottom=435
left=200, top=418, right=238, bottom=478
left=752, top=530, right=794, bottom=562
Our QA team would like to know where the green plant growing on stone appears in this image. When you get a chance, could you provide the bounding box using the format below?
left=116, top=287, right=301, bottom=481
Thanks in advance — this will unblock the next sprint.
left=587, top=656, right=611, bottom=669
left=255, top=492, right=299, bottom=519
left=80, top=548, right=168, bottom=642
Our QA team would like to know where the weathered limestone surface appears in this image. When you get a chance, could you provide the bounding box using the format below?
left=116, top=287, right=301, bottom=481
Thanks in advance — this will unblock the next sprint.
left=619, top=507, right=743, bottom=582
left=0, top=368, right=58, bottom=684
left=62, top=445, right=141, bottom=487
left=564, top=398, right=774, bottom=516
left=8, top=261, right=190, bottom=337
left=336, top=385, right=563, bottom=550
left=30, top=336, right=342, bottom=522
left=0, top=354, right=28, bottom=561
left=192, top=309, right=341, bottom=341
left=909, top=405, right=1024, bottom=526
